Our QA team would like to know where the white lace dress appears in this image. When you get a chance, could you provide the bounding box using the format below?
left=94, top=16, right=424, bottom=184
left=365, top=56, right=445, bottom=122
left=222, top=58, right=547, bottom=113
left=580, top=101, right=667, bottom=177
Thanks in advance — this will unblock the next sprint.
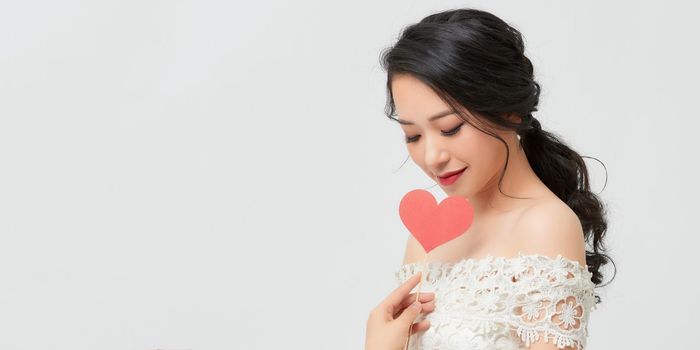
left=395, top=252, right=597, bottom=350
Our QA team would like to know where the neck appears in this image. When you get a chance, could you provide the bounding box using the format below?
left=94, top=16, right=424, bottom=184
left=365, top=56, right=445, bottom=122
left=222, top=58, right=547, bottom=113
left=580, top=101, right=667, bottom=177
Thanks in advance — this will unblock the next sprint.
left=468, top=142, right=544, bottom=218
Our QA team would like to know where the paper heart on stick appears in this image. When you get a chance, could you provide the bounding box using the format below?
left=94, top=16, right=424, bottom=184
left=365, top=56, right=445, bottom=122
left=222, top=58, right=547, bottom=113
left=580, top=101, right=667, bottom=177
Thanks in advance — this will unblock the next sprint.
left=399, top=189, right=474, bottom=253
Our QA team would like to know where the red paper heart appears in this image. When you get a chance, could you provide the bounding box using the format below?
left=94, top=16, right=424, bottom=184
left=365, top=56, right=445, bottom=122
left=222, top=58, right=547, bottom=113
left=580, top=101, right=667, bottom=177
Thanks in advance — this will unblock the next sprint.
left=399, top=189, right=474, bottom=254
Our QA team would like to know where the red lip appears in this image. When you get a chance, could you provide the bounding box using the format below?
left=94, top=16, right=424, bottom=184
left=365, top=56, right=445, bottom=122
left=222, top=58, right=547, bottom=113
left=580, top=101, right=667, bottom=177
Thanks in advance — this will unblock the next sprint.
left=437, top=166, right=468, bottom=186
left=438, top=167, right=468, bottom=179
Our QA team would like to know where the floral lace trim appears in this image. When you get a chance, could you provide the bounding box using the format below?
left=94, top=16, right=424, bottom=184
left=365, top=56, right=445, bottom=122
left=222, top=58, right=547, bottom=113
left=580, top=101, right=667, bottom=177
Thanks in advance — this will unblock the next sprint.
left=396, top=252, right=595, bottom=286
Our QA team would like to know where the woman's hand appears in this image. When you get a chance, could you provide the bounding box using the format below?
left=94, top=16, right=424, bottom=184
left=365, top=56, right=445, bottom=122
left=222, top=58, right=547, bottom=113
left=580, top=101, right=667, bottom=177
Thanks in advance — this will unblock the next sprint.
left=365, top=271, right=436, bottom=350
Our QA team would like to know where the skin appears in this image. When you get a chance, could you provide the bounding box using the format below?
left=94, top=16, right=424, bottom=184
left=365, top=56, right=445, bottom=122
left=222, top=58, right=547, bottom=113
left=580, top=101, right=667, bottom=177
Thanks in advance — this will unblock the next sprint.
left=367, top=73, right=588, bottom=349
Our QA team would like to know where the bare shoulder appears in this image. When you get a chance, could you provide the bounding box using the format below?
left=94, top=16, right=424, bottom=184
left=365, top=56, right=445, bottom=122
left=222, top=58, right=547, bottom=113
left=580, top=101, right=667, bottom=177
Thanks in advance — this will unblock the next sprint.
left=512, top=198, right=587, bottom=267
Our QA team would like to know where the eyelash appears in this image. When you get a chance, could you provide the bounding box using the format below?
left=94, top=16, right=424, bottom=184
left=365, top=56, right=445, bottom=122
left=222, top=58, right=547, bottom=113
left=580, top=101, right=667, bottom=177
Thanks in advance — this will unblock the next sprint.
left=405, top=122, right=464, bottom=144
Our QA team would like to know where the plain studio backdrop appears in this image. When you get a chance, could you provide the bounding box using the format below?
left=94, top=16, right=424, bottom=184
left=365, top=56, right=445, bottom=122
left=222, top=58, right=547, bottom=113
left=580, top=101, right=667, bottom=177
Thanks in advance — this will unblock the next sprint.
left=0, top=0, right=697, bottom=349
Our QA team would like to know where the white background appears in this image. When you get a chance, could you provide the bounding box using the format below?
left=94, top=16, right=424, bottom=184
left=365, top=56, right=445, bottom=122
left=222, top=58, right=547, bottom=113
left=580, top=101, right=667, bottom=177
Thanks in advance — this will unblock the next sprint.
left=1, top=0, right=698, bottom=349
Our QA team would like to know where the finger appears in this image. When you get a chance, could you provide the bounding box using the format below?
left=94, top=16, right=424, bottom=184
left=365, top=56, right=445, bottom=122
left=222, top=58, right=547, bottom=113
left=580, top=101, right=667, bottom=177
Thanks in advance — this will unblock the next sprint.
left=410, top=319, right=431, bottom=335
left=396, top=300, right=423, bottom=326
left=421, top=300, right=436, bottom=312
left=380, top=271, right=422, bottom=310
left=393, top=299, right=437, bottom=319
left=391, top=293, right=435, bottom=318
left=396, top=291, right=435, bottom=312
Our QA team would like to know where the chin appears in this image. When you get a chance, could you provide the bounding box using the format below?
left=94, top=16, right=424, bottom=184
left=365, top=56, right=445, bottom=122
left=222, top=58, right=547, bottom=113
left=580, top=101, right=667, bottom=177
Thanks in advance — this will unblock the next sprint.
left=442, top=186, right=466, bottom=197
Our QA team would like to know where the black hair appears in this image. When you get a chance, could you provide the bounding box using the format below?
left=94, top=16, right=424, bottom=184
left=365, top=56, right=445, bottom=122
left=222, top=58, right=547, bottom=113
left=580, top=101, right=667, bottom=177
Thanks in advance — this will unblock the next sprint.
left=379, top=8, right=615, bottom=302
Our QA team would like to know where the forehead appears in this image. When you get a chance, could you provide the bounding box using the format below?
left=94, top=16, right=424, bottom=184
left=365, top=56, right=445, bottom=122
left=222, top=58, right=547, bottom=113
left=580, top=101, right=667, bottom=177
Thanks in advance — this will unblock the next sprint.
left=391, top=74, right=451, bottom=120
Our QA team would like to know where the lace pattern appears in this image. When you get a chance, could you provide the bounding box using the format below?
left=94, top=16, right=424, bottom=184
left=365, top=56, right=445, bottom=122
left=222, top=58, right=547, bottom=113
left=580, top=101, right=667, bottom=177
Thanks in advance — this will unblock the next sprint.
left=395, top=252, right=597, bottom=350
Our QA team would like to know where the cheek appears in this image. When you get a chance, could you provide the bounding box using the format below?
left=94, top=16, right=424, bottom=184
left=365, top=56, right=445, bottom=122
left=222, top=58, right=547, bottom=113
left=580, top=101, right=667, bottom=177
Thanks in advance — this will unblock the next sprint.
left=406, top=146, right=434, bottom=178
left=405, top=145, right=421, bottom=164
left=457, top=132, right=505, bottom=170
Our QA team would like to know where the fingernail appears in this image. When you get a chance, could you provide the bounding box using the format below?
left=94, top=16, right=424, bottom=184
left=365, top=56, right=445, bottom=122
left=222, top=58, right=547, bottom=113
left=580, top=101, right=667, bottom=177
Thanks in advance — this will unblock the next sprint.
left=411, top=302, right=421, bottom=310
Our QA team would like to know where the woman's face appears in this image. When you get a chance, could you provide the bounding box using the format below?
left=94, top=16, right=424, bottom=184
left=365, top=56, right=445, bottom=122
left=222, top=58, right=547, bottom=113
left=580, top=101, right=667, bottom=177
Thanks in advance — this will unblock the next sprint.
left=391, top=74, right=512, bottom=197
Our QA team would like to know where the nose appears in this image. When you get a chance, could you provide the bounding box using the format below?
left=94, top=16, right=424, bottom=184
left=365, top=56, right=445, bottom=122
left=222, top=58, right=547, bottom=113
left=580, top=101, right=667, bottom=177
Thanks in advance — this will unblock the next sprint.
left=424, top=136, right=450, bottom=176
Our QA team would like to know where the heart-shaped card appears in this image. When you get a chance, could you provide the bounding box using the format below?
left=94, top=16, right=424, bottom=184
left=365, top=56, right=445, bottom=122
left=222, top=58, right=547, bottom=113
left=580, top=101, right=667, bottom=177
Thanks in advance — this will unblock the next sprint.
left=399, top=189, right=474, bottom=253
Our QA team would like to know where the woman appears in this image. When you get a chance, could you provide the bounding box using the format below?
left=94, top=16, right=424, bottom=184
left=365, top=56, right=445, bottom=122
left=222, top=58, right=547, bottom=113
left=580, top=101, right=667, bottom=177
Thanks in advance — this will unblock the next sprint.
left=376, top=8, right=615, bottom=350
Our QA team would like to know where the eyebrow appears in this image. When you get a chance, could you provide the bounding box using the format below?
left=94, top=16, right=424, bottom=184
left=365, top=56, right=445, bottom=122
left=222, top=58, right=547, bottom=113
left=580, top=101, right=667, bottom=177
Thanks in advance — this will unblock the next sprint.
left=389, top=109, right=456, bottom=125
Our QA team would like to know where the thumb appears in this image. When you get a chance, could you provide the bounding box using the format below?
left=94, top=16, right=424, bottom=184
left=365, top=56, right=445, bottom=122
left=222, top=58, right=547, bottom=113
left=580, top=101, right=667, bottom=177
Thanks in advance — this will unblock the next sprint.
left=396, top=301, right=422, bottom=325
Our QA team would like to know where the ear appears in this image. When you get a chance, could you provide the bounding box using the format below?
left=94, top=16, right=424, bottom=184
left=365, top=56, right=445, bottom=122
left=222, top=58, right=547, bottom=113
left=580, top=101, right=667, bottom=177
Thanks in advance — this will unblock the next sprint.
left=505, top=112, right=523, bottom=124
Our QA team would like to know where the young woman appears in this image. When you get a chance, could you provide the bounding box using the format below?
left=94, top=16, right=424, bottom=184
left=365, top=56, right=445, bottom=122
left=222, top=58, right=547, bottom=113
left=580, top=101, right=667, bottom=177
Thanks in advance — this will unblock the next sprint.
left=376, top=8, right=615, bottom=350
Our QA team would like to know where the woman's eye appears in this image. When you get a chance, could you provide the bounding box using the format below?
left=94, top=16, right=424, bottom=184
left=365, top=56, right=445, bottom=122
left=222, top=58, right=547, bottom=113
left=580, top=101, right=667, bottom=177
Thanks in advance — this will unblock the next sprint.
left=442, top=122, right=464, bottom=136
left=404, top=123, right=464, bottom=144
left=405, top=135, right=420, bottom=143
